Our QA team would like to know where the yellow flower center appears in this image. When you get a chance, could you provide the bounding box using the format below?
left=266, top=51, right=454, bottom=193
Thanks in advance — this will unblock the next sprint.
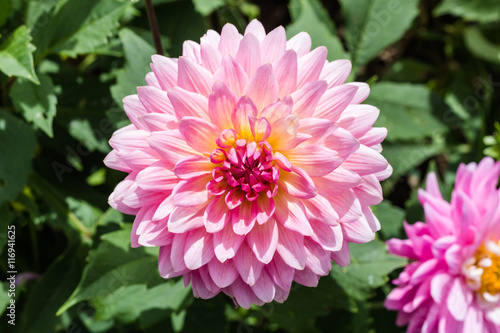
left=475, top=244, right=500, bottom=295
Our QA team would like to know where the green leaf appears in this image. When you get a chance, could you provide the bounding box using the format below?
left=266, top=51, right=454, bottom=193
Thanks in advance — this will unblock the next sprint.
left=0, top=25, right=39, bottom=84
left=372, top=200, right=405, bottom=239
left=10, top=73, right=57, bottom=137
left=434, top=0, right=500, bottom=24
left=382, top=58, right=433, bottom=83
left=0, top=0, right=12, bottom=28
left=33, top=0, right=135, bottom=60
left=0, top=204, right=14, bottom=254
left=58, top=225, right=163, bottom=315
left=339, top=0, right=419, bottom=70
left=286, top=0, right=346, bottom=61
left=68, top=119, right=110, bottom=153
left=0, top=109, right=37, bottom=206
left=464, top=27, right=500, bottom=64
left=330, top=239, right=407, bottom=301
left=16, top=245, right=85, bottom=333
left=264, top=277, right=356, bottom=332
left=110, top=28, right=155, bottom=107
left=382, top=142, right=444, bottom=179
left=0, top=282, right=10, bottom=316
left=92, top=279, right=191, bottom=323
left=367, top=82, right=448, bottom=142
left=191, top=0, right=225, bottom=16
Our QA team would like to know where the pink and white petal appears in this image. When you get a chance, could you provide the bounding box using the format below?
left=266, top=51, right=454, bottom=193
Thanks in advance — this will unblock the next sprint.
left=118, top=149, right=161, bottom=174
left=183, top=228, right=214, bottom=270
left=171, top=232, right=189, bottom=272
left=304, top=238, right=332, bottom=275
left=342, top=144, right=389, bottom=176
left=242, top=64, right=279, bottom=112
left=178, top=116, right=219, bottom=153
left=302, top=194, right=339, bottom=226
left=273, top=50, right=298, bottom=98
left=285, top=144, right=342, bottom=177
left=329, top=189, right=363, bottom=223
left=244, top=19, right=266, bottom=41
left=274, top=190, right=313, bottom=236
left=123, top=95, right=149, bottom=130
left=168, top=87, right=209, bottom=121
left=146, top=71, right=161, bottom=89
left=148, top=130, right=200, bottom=168
left=342, top=215, right=376, bottom=243
left=319, top=59, right=352, bottom=88
left=182, top=40, right=201, bottom=63
left=167, top=204, right=205, bottom=233
left=139, top=113, right=178, bottom=132
left=198, top=266, right=221, bottom=293
left=291, top=80, right=328, bottom=118
left=314, top=167, right=363, bottom=197
left=278, top=166, right=318, bottom=199
left=464, top=305, right=484, bottom=333
left=430, top=272, right=452, bottom=303
left=218, top=23, right=242, bottom=57
left=267, top=114, right=311, bottom=151
left=313, top=85, right=359, bottom=121
left=358, top=127, right=388, bottom=147
left=151, top=55, right=177, bottom=91
left=353, top=174, right=383, bottom=206
left=234, top=242, right=265, bottom=286
left=347, top=82, right=370, bottom=104
left=294, top=267, right=321, bottom=287
left=336, top=104, right=380, bottom=138
left=153, top=196, right=174, bottom=221
left=200, top=37, right=222, bottom=73
left=136, top=160, right=179, bottom=192
left=232, top=200, right=257, bottom=235
left=231, top=96, right=258, bottom=138
left=296, top=46, right=327, bottom=89
left=208, top=81, right=237, bottom=130
left=177, top=56, right=215, bottom=97
left=104, top=150, right=133, bottom=173
left=310, top=222, right=343, bottom=251
left=261, top=26, right=286, bottom=63
left=109, top=127, right=150, bottom=151
left=331, top=240, right=351, bottom=266
left=249, top=115, right=272, bottom=143
left=171, top=174, right=211, bottom=206
left=173, top=155, right=214, bottom=179
left=204, top=195, right=230, bottom=233
left=159, top=245, right=189, bottom=278
left=251, top=269, right=276, bottom=302
left=207, top=258, right=239, bottom=288
left=276, top=223, right=307, bottom=270
left=235, top=33, right=261, bottom=77
left=446, top=277, right=471, bottom=321
left=214, top=55, right=248, bottom=97
left=191, top=271, right=219, bottom=299
left=286, top=32, right=311, bottom=57
left=256, top=195, right=275, bottom=225
left=246, top=218, right=279, bottom=264
left=231, top=278, right=263, bottom=309
left=259, top=97, right=293, bottom=125
left=265, top=255, right=294, bottom=291
left=297, top=117, right=333, bottom=143
left=214, top=221, right=245, bottom=262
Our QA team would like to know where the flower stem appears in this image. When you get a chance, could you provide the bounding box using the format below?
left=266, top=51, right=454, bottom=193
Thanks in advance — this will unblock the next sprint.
left=145, top=0, right=164, bottom=55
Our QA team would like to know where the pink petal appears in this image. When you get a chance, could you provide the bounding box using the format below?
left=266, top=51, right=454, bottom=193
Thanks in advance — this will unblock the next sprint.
left=136, top=160, right=179, bottom=192
left=182, top=40, right=201, bottom=63
left=358, top=127, right=387, bottom=147
left=177, top=56, right=215, bottom=97
left=274, top=191, right=313, bottom=236
left=342, top=145, right=389, bottom=176
left=296, top=46, right=327, bottom=89
left=285, top=144, right=342, bottom=177
left=173, top=155, right=214, bottom=179
left=323, top=125, right=360, bottom=159
left=353, top=174, right=383, bottom=206
left=331, top=240, right=350, bottom=266
left=139, top=113, right=178, bottom=132
left=319, top=59, right=352, bottom=88
left=123, top=95, right=149, bottom=130
left=214, top=55, right=248, bottom=97
left=261, top=26, right=286, bottom=63
left=231, top=278, right=263, bottom=309
left=246, top=218, right=278, bottom=264
left=297, top=117, right=333, bottom=143
left=430, top=272, right=452, bottom=303
left=171, top=175, right=211, bottom=206
left=153, top=196, right=174, bottom=221
left=286, top=32, right=311, bottom=57
left=251, top=269, right=276, bottom=302
left=171, top=233, right=189, bottom=272
left=168, top=204, right=205, bottom=233
left=276, top=223, right=307, bottom=270
left=342, top=216, right=376, bottom=243
left=446, top=277, right=471, bottom=321
left=208, top=81, right=237, bottom=130
left=347, top=82, right=370, bottom=104
left=273, top=50, right=298, bottom=98
left=267, top=114, right=311, bottom=151
left=336, top=104, right=380, bottom=138
left=159, top=245, right=188, bottom=278
left=328, top=189, right=362, bottom=223
left=249, top=115, right=271, bottom=142
left=178, top=116, right=219, bottom=153
left=291, top=80, right=328, bottom=118
left=200, top=36, right=222, bottom=73
left=218, top=24, right=242, bottom=57
left=231, top=96, right=257, bottom=138
left=204, top=195, right=230, bottom=233
left=151, top=55, right=177, bottom=91
left=234, top=242, right=265, bottom=286
left=294, top=267, right=320, bottom=287
left=265, top=255, right=294, bottom=291
left=148, top=130, right=200, bottom=168
left=314, top=166, right=363, bottom=197
left=310, top=222, right=343, bottom=251
left=244, top=19, right=266, bottom=40
left=232, top=200, right=257, bottom=235
left=167, top=87, right=209, bottom=121
left=259, top=97, right=293, bottom=125
left=183, top=228, right=214, bottom=270
left=302, top=194, right=339, bottom=226
left=207, top=258, right=239, bottom=288
left=213, top=221, right=245, bottom=262
left=255, top=195, right=275, bottom=225
left=313, top=84, right=358, bottom=121
left=235, top=33, right=261, bottom=77
left=278, top=166, right=318, bottom=199
left=242, top=63, right=279, bottom=112
left=304, top=238, right=331, bottom=275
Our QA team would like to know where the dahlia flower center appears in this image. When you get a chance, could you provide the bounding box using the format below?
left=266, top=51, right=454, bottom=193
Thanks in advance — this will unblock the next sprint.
left=464, top=240, right=500, bottom=297
left=208, top=129, right=279, bottom=204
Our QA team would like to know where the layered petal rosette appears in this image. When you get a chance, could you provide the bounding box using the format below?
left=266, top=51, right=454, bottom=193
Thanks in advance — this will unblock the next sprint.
left=105, top=19, right=391, bottom=308
left=385, top=157, right=500, bottom=332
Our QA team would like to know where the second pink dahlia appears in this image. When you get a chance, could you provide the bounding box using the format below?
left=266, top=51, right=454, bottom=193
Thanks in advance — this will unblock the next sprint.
left=105, top=19, right=391, bottom=308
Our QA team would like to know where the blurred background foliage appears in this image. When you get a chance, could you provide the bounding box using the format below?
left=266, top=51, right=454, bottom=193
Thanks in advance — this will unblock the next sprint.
left=0, top=0, right=499, bottom=332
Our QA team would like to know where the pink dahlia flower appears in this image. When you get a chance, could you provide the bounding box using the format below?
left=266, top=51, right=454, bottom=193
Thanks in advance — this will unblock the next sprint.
left=105, top=19, right=391, bottom=308
left=385, top=157, right=500, bottom=332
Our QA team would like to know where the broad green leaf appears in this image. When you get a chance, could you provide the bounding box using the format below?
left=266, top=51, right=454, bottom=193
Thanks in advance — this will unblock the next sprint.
left=68, top=119, right=110, bottom=153
left=192, top=0, right=225, bottom=16
left=0, top=109, right=37, bottom=206
left=0, top=0, right=12, bottom=28
left=434, top=0, right=500, bottom=24
left=33, top=0, right=135, bottom=60
left=264, top=277, right=356, bottom=332
left=58, top=225, right=162, bottom=314
left=464, top=27, right=500, bottom=64
left=367, top=82, right=448, bottom=141
left=339, top=0, right=419, bottom=70
left=0, top=25, right=39, bottom=84
left=382, top=142, right=444, bottom=179
left=10, top=73, right=57, bottom=137
left=110, top=28, right=155, bottom=107
left=330, top=239, right=407, bottom=301
left=25, top=0, right=59, bottom=28
left=16, top=246, right=85, bottom=333
left=93, top=279, right=191, bottom=323
left=372, top=200, right=405, bottom=239
left=286, top=0, right=346, bottom=61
